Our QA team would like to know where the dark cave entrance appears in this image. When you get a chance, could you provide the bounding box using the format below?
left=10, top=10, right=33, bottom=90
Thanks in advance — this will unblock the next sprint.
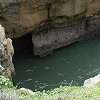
left=12, top=33, right=33, bottom=52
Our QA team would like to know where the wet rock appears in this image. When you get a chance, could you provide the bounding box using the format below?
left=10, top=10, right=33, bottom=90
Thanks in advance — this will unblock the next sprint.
left=83, top=74, right=100, bottom=88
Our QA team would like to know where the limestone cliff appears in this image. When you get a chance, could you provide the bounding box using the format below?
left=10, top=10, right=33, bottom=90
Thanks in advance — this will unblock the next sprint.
left=0, top=0, right=100, bottom=38
left=0, top=0, right=100, bottom=57
left=0, top=24, right=14, bottom=79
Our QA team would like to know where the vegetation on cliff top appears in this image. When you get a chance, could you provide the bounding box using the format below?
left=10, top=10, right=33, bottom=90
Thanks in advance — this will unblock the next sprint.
left=0, top=75, right=100, bottom=100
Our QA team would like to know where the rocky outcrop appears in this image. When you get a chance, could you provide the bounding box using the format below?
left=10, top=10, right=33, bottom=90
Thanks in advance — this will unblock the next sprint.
left=0, top=24, right=14, bottom=79
left=0, top=0, right=100, bottom=38
left=83, top=74, right=100, bottom=88
left=0, top=0, right=100, bottom=56
left=32, top=18, right=100, bottom=57
left=32, top=22, right=86, bottom=57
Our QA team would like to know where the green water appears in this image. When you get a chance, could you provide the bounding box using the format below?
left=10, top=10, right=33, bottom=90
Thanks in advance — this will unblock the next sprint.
left=13, top=36, right=100, bottom=91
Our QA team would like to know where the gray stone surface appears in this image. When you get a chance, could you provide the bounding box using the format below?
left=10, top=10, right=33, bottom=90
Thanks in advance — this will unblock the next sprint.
left=32, top=18, right=100, bottom=57
left=84, top=74, right=100, bottom=88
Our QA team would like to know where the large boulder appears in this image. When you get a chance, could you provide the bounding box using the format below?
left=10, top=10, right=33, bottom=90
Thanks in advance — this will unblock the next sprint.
left=32, top=18, right=100, bottom=57
left=32, top=22, right=86, bottom=57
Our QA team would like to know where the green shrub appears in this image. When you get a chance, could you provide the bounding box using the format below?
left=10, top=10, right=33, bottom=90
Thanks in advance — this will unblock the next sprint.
left=0, top=75, right=13, bottom=88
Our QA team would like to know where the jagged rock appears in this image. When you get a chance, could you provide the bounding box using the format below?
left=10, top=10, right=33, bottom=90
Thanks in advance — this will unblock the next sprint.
left=0, top=24, right=14, bottom=79
left=6, top=38, right=14, bottom=63
left=83, top=74, right=100, bottom=88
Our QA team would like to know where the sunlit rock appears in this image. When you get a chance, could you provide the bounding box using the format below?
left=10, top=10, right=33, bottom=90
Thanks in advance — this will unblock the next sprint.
left=83, top=74, right=100, bottom=88
left=0, top=24, right=7, bottom=45
left=0, top=24, right=15, bottom=79
left=6, top=38, right=14, bottom=62
left=20, top=88, right=35, bottom=95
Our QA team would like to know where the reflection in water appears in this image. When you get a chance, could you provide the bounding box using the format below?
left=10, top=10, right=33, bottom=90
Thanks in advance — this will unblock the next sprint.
left=13, top=36, right=100, bottom=91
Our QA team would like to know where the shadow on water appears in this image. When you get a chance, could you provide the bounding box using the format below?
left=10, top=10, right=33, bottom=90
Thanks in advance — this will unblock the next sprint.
left=13, top=34, right=100, bottom=91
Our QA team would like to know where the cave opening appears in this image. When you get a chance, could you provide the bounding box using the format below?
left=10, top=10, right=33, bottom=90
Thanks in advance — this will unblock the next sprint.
left=12, top=19, right=100, bottom=91
left=12, top=33, right=33, bottom=53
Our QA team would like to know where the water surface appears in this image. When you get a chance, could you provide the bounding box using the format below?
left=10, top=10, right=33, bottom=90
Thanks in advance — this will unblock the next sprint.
left=13, top=36, right=100, bottom=91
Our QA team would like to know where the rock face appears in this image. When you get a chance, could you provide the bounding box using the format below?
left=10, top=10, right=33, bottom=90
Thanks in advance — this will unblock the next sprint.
left=0, top=0, right=100, bottom=38
left=0, top=24, right=14, bottom=79
left=83, top=74, right=100, bottom=88
left=32, top=18, right=100, bottom=57
left=0, top=0, right=100, bottom=56
left=32, top=22, right=86, bottom=57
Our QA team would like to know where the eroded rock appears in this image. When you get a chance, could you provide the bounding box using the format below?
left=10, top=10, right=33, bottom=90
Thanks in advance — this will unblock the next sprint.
left=0, top=0, right=100, bottom=38
left=32, top=18, right=100, bottom=57
left=0, top=0, right=100, bottom=57
left=32, top=22, right=86, bottom=57
left=0, top=24, right=15, bottom=79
